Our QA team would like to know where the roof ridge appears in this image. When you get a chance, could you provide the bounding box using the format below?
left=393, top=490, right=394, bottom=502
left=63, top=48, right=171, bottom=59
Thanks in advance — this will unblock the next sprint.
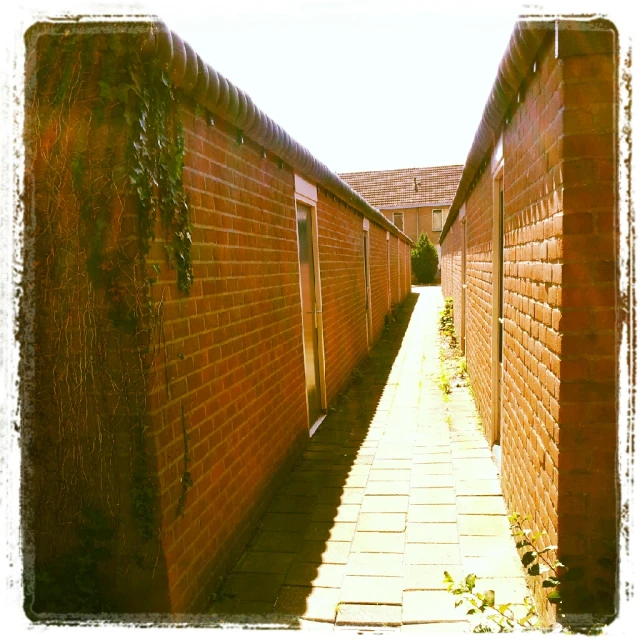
left=339, top=164, right=464, bottom=176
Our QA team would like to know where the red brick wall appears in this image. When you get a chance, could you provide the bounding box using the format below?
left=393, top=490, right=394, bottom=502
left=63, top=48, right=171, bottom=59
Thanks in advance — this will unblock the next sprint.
left=500, top=40, right=565, bottom=619
left=446, top=168, right=494, bottom=440
left=149, top=108, right=413, bottom=611
left=390, top=234, right=400, bottom=305
left=25, top=29, right=412, bottom=614
left=370, top=224, right=390, bottom=342
left=381, top=205, right=448, bottom=246
left=146, top=103, right=310, bottom=612
left=440, top=30, right=617, bottom=622
left=440, top=215, right=463, bottom=339
left=316, top=190, right=369, bottom=402
left=555, top=43, right=617, bottom=618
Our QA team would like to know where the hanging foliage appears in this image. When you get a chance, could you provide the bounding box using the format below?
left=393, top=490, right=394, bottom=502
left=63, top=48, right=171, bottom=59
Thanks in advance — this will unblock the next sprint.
left=23, top=26, right=193, bottom=614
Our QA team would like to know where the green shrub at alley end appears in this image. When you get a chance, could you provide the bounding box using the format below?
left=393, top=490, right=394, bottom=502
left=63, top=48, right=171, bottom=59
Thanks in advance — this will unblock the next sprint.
left=411, top=233, right=439, bottom=283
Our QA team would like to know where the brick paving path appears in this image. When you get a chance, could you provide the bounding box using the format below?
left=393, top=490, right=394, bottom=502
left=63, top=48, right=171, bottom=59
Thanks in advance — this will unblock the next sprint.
left=208, top=286, right=530, bottom=630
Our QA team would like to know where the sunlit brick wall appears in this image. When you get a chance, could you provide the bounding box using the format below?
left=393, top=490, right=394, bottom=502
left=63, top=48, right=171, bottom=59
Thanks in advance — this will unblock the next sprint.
left=440, top=216, right=463, bottom=338
left=439, top=26, right=617, bottom=623
left=370, top=224, right=390, bottom=342
left=315, top=190, right=369, bottom=403
left=147, top=104, right=310, bottom=612
left=553, top=37, right=617, bottom=619
left=149, top=104, right=413, bottom=612
left=390, top=234, right=400, bottom=305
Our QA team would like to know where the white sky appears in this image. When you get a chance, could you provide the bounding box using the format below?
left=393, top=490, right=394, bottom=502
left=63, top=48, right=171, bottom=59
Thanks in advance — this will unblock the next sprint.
left=161, top=0, right=520, bottom=172
left=150, top=0, right=628, bottom=173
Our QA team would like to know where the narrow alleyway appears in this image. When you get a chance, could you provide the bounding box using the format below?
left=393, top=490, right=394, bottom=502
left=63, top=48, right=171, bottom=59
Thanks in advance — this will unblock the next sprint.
left=208, top=286, right=530, bottom=630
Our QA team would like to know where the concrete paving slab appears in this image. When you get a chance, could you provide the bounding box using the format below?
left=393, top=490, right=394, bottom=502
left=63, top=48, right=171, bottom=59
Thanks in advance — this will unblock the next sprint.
left=451, top=448, right=493, bottom=459
left=317, top=487, right=365, bottom=505
left=234, top=551, right=296, bottom=574
left=325, top=474, right=369, bottom=488
left=372, top=459, right=413, bottom=469
left=310, top=503, right=361, bottom=523
left=407, top=504, right=458, bottom=523
left=269, top=495, right=316, bottom=513
left=411, top=452, right=451, bottom=463
left=364, top=481, right=411, bottom=496
left=361, top=495, right=409, bottom=512
left=284, top=562, right=347, bottom=588
left=357, top=512, right=407, bottom=532
left=206, top=287, right=534, bottom=628
left=455, top=479, right=502, bottom=495
left=456, top=495, right=508, bottom=514
left=296, top=541, right=352, bottom=564
left=304, top=522, right=358, bottom=542
left=346, top=552, right=405, bottom=577
left=402, top=590, right=468, bottom=623
left=474, top=577, right=530, bottom=603
left=221, top=572, right=285, bottom=602
left=403, top=564, right=464, bottom=590
left=259, top=512, right=311, bottom=532
left=458, top=514, right=511, bottom=536
left=459, top=533, right=517, bottom=557
left=336, top=603, right=402, bottom=626
left=341, top=575, right=404, bottom=605
left=274, top=586, right=340, bottom=622
left=463, top=554, right=526, bottom=578
left=249, top=530, right=305, bottom=552
left=410, top=474, right=455, bottom=488
left=368, top=469, right=412, bottom=482
left=351, top=531, right=406, bottom=553
left=409, top=488, right=457, bottom=504
left=405, top=543, right=461, bottom=565
left=406, top=522, right=459, bottom=543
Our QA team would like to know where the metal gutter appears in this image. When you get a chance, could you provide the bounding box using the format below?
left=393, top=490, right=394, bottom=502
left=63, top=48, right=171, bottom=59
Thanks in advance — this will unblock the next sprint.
left=438, top=18, right=552, bottom=243
left=140, top=20, right=414, bottom=245
left=25, top=18, right=413, bottom=245
left=439, top=16, right=616, bottom=244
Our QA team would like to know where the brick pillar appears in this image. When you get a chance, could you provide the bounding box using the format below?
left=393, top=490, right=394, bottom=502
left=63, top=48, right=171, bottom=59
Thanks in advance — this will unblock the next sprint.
left=556, top=25, right=618, bottom=621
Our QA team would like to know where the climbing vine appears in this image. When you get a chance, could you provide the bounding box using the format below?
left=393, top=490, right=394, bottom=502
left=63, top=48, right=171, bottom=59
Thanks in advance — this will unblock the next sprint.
left=24, top=27, right=193, bottom=614
left=124, top=59, right=193, bottom=292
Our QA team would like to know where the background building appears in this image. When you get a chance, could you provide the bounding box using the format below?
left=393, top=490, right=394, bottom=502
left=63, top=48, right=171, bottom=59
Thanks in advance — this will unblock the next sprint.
left=340, top=165, right=463, bottom=260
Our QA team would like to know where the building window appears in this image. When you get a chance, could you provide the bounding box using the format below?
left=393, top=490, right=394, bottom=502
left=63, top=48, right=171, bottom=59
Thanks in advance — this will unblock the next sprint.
left=432, top=209, right=443, bottom=231
left=393, top=212, right=404, bottom=231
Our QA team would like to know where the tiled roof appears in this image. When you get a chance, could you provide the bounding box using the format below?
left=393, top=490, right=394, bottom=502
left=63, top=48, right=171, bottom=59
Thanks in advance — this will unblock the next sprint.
left=338, top=165, right=464, bottom=209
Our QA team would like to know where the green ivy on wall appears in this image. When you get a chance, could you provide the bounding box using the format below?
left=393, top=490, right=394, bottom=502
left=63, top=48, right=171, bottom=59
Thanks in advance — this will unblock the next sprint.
left=26, top=28, right=194, bottom=614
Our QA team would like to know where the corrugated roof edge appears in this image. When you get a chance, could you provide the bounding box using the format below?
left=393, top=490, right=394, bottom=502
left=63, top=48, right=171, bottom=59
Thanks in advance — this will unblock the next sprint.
left=438, top=16, right=617, bottom=245
left=24, top=18, right=412, bottom=246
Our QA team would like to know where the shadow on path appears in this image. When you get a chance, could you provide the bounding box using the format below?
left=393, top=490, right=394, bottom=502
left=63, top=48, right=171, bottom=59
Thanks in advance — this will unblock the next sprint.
left=207, top=293, right=419, bottom=628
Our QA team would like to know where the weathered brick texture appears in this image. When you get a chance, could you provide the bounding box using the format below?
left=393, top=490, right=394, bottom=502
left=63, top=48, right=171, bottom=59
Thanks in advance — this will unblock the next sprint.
left=441, top=27, right=617, bottom=623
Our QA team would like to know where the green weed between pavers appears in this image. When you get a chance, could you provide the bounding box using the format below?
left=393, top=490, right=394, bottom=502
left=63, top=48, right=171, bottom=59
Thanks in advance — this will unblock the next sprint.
left=439, top=297, right=457, bottom=348
left=443, top=513, right=596, bottom=634
left=436, top=298, right=467, bottom=402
